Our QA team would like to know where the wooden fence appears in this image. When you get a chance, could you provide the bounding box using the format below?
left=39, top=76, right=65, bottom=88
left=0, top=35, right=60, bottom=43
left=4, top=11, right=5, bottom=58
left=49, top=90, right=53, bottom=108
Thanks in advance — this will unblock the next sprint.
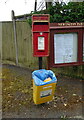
left=1, top=21, right=84, bottom=79
left=2, top=21, right=47, bottom=69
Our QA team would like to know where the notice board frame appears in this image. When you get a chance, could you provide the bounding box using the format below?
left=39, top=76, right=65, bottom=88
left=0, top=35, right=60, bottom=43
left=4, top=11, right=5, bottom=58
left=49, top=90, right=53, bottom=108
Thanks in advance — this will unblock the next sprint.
left=48, top=23, right=84, bottom=68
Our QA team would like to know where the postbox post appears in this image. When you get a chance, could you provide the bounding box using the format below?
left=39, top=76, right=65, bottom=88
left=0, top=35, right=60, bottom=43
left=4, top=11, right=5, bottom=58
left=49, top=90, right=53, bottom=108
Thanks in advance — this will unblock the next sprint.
left=32, top=14, right=50, bottom=69
left=39, top=57, right=42, bottom=69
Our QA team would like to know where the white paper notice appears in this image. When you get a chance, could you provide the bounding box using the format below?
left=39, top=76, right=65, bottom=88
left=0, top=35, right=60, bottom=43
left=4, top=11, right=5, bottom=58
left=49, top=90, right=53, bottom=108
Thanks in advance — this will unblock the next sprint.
left=38, top=37, right=45, bottom=50
left=54, top=33, right=77, bottom=64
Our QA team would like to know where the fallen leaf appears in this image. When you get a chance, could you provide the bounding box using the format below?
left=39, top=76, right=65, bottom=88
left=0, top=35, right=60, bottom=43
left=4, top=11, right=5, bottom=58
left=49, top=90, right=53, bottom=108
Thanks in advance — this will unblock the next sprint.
left=54, top=105, right=57, bottom=107
left=21, top=89, right=29, bottom=93
left=31, top=87, right=33, bottom=90
left=64, top=103, right=67, bottom=106
left=79, top=97, right=82, bottom=100
left=77, top=100, right=79, bottom=102
left=72, top=94, right=77, bottom=96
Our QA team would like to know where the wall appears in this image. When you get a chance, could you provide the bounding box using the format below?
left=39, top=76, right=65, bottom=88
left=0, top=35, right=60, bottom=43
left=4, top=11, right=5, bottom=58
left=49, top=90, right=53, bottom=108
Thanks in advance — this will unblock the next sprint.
left=52, top=65, right=84, bottom=79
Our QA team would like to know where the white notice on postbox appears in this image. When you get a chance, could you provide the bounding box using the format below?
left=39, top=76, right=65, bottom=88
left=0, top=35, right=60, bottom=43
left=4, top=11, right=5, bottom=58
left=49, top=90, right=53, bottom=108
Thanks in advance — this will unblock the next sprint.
left=38, top=37, right=45, bottom=50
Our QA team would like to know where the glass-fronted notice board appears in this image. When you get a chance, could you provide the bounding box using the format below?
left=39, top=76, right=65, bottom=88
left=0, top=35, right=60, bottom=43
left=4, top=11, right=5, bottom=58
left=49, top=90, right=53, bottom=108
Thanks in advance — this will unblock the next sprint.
left=54, top=33, right=78, bottom=64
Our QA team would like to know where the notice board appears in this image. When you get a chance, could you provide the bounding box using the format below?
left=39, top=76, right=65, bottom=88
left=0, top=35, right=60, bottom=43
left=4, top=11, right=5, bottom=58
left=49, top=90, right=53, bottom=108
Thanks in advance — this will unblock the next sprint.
left=54, top=33, right=78, bottom=64
left=48, top=23, right=84, bottom=68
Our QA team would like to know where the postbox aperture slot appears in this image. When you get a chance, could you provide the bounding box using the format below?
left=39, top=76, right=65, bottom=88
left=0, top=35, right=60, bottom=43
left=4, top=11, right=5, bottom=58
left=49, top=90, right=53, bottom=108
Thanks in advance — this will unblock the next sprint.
left=34, top=22, right=48, bottom=25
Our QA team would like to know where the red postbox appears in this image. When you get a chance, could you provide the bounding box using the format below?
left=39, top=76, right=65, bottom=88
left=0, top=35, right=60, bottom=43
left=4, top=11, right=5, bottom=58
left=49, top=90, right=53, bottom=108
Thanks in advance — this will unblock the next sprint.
left=32, top=14, right=50, bottom=57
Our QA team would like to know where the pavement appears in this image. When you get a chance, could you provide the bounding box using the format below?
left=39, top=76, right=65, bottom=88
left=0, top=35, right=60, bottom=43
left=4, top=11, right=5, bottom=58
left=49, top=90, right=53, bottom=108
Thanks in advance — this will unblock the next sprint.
left=1, top=64, right=84, bottom=119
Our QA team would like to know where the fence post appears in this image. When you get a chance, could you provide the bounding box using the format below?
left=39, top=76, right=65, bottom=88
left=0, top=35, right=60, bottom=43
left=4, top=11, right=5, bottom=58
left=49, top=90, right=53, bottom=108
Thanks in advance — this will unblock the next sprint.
left=11, top=10, right=18, bottom=65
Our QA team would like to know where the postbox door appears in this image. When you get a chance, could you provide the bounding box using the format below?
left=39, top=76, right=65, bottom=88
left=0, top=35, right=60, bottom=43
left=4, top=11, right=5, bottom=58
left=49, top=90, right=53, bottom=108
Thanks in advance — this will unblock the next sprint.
left=33, top=32, right=49, bottom=57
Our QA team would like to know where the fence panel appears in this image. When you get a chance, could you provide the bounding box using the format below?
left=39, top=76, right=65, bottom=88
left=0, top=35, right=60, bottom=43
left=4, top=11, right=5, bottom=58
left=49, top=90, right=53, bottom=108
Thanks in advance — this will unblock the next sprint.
left=2, top=21, right=47, bottom=69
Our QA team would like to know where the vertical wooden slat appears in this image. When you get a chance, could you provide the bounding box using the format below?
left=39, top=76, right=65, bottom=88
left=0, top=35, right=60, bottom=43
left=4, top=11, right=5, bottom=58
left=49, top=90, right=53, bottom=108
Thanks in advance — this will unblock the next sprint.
left=0, top=22, right=2, bottom=63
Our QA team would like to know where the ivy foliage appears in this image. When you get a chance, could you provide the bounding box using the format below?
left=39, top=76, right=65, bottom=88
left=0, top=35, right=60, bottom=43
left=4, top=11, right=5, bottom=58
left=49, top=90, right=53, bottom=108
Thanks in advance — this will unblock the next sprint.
left=29, top=2, right=84, bottom=24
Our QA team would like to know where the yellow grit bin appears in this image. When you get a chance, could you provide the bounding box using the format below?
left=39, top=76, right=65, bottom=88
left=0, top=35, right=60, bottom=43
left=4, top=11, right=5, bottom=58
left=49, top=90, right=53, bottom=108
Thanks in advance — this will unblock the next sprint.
left=32, top=69, right=57, bottom=105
